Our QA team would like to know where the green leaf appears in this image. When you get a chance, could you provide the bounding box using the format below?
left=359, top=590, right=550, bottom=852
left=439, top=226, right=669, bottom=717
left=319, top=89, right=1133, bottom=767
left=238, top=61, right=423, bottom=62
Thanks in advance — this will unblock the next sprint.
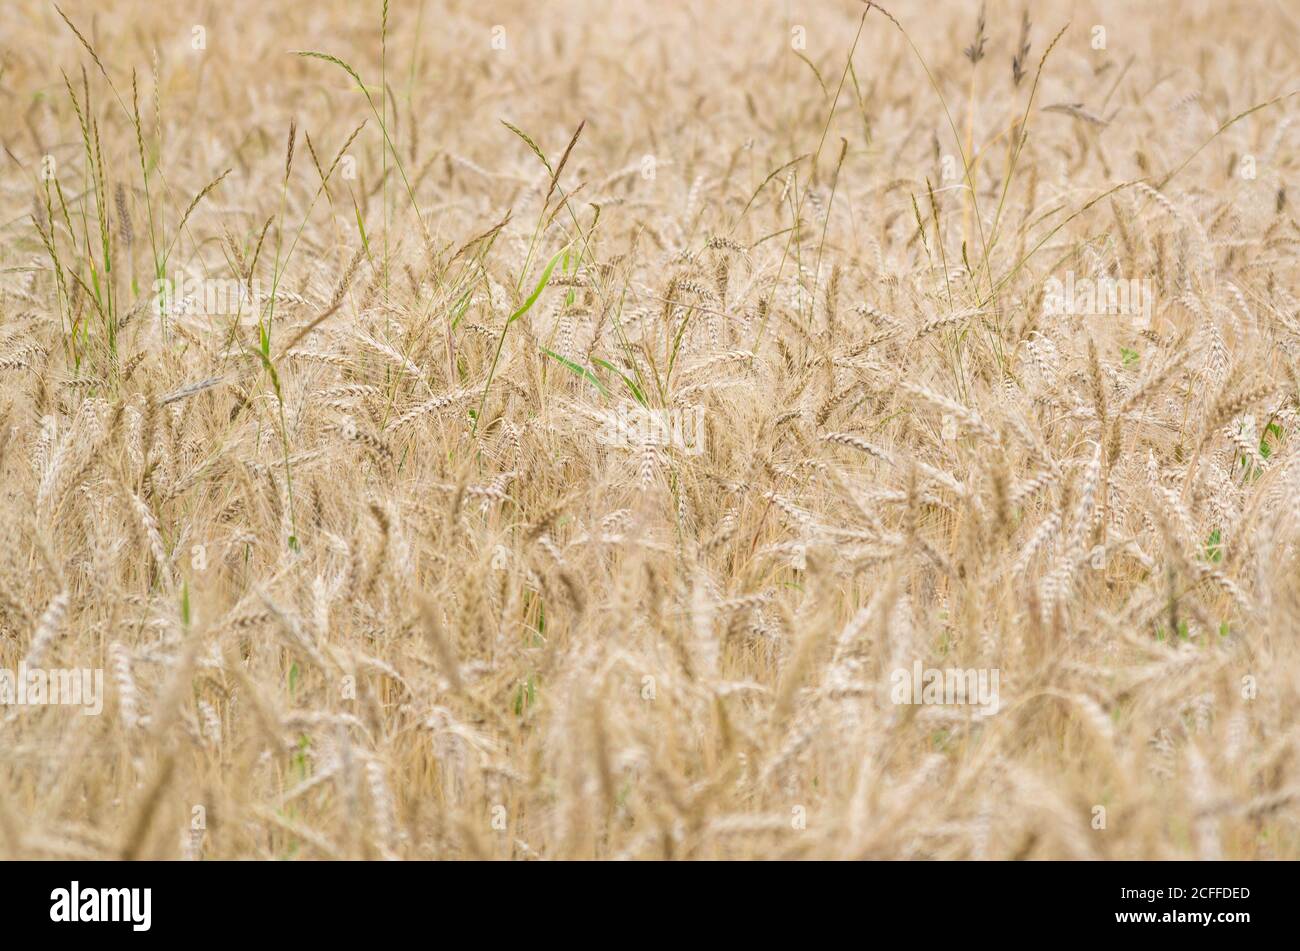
left=1260, top=421, right=1282, bottom=459
left=353, top=202, right=370, bottom=256
left=541, top=348, right=610, bottom=397
left=250, top=343, right=282, bottom=400
left=449, top=287, right=473, bottom=331
left=472, top=244, right=569, bottom=435
left=593, top=358, right=647, bottom=406
left=509, top=245, right=566, bottom=324
left=1204, top=529, right=1223, bottom=563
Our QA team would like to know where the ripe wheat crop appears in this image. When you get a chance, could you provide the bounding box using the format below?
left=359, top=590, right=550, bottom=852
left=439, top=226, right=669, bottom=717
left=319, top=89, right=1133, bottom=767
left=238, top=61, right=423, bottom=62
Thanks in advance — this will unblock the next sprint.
left=0, top=0, right=1297, bottom=860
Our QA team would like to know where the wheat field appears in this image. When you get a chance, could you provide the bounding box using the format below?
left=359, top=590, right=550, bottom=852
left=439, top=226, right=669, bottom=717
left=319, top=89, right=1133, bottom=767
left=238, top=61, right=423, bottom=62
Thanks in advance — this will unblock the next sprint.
left=0, top=0, right=1297, bottom=860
